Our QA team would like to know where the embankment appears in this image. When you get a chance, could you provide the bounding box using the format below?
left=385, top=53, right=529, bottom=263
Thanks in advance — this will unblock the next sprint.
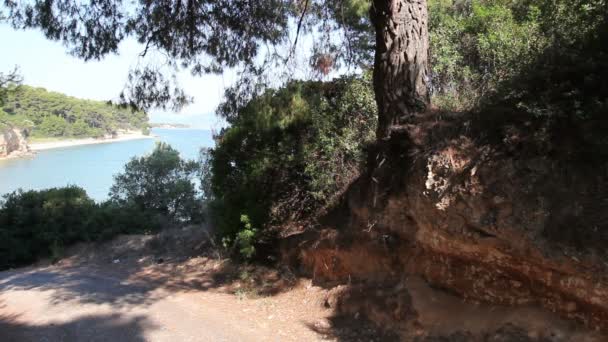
left=282, top=112, right=608, bottom=339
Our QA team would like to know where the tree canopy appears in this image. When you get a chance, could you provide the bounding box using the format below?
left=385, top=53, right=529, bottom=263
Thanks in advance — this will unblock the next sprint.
left=1, top=0, right=375, bottom=111
left=3, top=0, right=604, bottom=127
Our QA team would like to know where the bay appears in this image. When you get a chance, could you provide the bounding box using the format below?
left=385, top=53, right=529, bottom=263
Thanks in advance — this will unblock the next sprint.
left=0, top=128, right=214, bottom=201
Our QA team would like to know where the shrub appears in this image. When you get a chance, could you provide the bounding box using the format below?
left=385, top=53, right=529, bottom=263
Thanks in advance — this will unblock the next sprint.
left=427, top=0, right=608, bottom=117
left=204, top=74, right=376, bottom=241
left=0, top=186, right=96, bottom=269
left=110, top=142, right=202, bottom=222
left=429, top=0, right=548, bottom=110
left=485, top=0, right=608, bottom=120
left=236, top=215, right=258, bottom=260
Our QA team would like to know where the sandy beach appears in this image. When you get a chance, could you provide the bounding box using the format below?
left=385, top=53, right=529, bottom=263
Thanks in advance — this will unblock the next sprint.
left=29, top=132, right=154, bottom=151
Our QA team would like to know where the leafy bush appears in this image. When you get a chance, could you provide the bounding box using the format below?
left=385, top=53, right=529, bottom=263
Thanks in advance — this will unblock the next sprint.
left=0, top=186, right=96, bottom=269
left=486, top=0, right=608, bottom=120
left=428, top=0, right=607, bottom=117
left=110, top=142, right=202, bottom=222
left=429, top=0, right=548, bottom=110
left=0, top=186, right=166, bottom=270
left=235, top=215, right=258, bottom=260
left=205, top=74, right=376, bottom=240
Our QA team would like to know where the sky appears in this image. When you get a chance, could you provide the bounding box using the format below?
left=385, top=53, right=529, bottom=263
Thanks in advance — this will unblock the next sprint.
left=0, top=24, right=233, bottom=130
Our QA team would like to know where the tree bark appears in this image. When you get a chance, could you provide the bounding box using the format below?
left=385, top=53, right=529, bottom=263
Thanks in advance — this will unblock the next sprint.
left=371, top=0, right=430, bottom=140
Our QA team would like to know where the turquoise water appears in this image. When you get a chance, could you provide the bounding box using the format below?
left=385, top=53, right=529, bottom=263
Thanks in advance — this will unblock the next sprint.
left=0, top=128, right=214, bottom=201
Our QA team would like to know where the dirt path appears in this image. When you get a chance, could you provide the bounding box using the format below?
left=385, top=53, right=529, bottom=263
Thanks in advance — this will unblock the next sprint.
left=0, top=264, right=335, bottom=342
left=4, top=228, right=598, bottom=341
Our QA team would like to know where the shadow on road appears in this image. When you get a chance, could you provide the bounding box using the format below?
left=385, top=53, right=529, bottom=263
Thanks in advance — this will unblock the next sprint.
left=0, top=267, right=162, bottom=308
left=0, top=225, right=301, bottom=310
left=0, top=255, right=297, bottom=309
left=0, top=311, right=156, bottom=342
left=305, top=315, right=400, bottom=342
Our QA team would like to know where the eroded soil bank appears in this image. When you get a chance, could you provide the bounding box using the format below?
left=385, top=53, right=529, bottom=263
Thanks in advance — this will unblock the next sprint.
left=282, top=112, right=608, bottom=340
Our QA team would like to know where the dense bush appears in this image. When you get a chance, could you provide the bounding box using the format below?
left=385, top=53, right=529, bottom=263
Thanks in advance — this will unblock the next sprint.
left=429, top=0, right=548, bottom=110
left=204, top=74, right=376, bottom=244
left=0, top=186, right=97, bottom=269
left=0, top=186, right=165, bottom=270
left=429, top=0, right=607, bottom=116
left=0, top=143, right=203, bottom=270
left=487, top=0, right=608, bottom=120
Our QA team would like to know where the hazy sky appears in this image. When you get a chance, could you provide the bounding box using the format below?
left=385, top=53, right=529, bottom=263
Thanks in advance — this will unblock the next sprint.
left=0, top=24, right=233, bottom=130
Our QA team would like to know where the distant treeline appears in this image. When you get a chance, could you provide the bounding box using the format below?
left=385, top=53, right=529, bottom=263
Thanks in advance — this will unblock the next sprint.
left=0, top=85, right=149, bottom=138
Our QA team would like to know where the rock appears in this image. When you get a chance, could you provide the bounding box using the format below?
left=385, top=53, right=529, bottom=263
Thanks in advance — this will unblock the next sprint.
left=313, top=319, right=331, bottom=330
left=0, top=127, right=30, bottom=158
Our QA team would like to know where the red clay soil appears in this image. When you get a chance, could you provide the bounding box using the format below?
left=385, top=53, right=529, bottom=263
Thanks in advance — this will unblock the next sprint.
left=282, top=113, right=608, bottom=340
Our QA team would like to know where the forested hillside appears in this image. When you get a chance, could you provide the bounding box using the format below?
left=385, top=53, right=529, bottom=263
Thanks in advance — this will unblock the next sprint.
left=0, top=85, right=149, bottom=138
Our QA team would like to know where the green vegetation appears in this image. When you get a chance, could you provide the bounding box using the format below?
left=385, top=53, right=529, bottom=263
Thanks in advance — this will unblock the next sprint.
left=429, top=0, right=607, bottom=117
left=1, top=0, right=606, bottom=265
left=110, top=142, right=202, bottom=222
left=199, top=0, right=607, bottom=257
left=234, top=215, right=258, bottom=260
left=203, top=74, right=376, bottom=253
left=0, top=143, right=201, bottom=270
left=0, top=85, right=149, bottom=138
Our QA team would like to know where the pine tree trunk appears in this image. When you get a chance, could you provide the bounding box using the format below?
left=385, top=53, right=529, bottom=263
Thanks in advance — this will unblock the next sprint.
left=371, top=0, right=430, bottom=140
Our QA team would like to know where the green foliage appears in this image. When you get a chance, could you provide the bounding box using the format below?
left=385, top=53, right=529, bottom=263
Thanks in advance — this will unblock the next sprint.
left=0, top=67, right=21, bottom=107
left=0, top=85, right=148, bottom=138
left=488, top=0, right=608, bottom=120
left=236, top=215, right=258, bottom=260
left=0, top=186, right=162, bottom=270
left=429, top=0, right=608, bottom=117
left=0, top=186, right=96, bottom=269
left=110, top=142, right=202, bottom=222
left=206, top=74, right=376, bottom=240
left=429, top=0, right=548, bottom=110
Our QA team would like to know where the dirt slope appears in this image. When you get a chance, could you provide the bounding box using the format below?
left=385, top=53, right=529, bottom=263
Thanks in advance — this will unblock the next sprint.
left=282, top=113, right=608, bottom=340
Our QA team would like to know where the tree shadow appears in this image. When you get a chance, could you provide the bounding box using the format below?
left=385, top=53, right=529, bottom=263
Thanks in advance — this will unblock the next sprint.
left=0, top=267, right=162, bottom=308
left=305, top=315, right=400, bottom=342
left=0, top=311, right=156, bottom=342
left=125, top=257, right=300, bottom=299
left=0, top=251, right=299, bottom=310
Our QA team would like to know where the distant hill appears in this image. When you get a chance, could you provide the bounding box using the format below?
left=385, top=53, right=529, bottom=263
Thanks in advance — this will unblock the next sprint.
left=0, top=85, right=149, bottom=139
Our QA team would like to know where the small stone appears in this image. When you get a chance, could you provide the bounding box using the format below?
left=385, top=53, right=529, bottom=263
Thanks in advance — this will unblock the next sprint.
left=314, top=319, right=331, bottom=330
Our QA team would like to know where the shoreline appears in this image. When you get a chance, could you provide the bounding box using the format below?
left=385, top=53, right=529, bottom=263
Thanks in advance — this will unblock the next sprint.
left=29, top=133, right=154, bottom=151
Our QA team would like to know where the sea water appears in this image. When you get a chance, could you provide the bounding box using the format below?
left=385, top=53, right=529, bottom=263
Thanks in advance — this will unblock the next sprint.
left=0, top=128, right=214, bottom=201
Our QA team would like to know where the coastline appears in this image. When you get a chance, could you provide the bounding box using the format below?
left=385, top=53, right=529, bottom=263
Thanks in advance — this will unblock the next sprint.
left=29, top=132, right=154, bottom=151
